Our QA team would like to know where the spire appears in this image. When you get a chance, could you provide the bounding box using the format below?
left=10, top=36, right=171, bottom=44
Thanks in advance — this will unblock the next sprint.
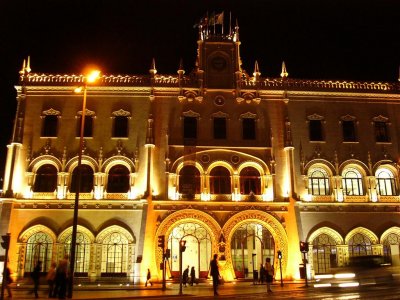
left=177, top=58, right=185, bottom=74
left=398, top=65, right=400, bottom=82
left=233, top=19, right=240, bottom=42
left=26, top=56, right=31, bottom=73
left=280, top=61, right=288, bottom=78
left=253, top=60, right=261, bottom=78
left=149, top=58, right=157, bottom=76
left=19, top=59, right=26, bottom=75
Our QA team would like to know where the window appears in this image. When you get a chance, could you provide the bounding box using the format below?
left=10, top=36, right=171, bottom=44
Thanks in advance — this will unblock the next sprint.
left=374, top=121, right=390, bottom=142
left=113, top=116, right=129, bottom=138
left=33, top=164, right=58, bottom=192
left=213, top=117, right=226, bottom=139
left=107, top=165, right=130, bottom=193
left=183, top=116, right=197, bottom=139
left=178, top=165, right=201, bottom=195
left=312, top=234, right=337, bottom=274
left=239, top=167, right=261, bottom=194
left=342, top=167, right=363, bottom=196
left=308, top=167, right=330, bottom=195
left=348, top=233, right=372, bottom=257
left=309, top=120, right=323, bottom=141
left=242, top=118, right=256, bottom=140
left=63, top=232, right=91, bottom=273
left=376, top=168, right=396, bottom=196
left=342, top=120, right=356, bottom=142
left=24, top=232, right=53, bottom=273
left=77, top=116, right=93, bottom=137
left=42, top=115, right=58, bottom=137
left=70, top=165, right=94, bottom=193
left=210, top=166, right=231, bottom=194
left=101, top=232, right=129, bottom=275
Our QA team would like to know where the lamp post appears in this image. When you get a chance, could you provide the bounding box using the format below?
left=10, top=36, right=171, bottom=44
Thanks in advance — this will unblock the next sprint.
left=277, top=250, right=283, bottom=287
left=251, top=253, right=256, bottom=285
left=67, top=70, right=100, bottom=298
left=179, top=240, right=186, bottom=295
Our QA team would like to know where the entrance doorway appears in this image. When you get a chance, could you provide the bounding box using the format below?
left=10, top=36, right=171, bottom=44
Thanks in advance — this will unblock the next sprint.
left=167, top=222, right=212, bottom=279
left=230, top=222, right=275, bottom=279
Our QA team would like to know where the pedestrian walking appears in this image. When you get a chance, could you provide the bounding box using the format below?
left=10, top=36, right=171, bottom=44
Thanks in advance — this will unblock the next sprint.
left=259, top=264, right=265, bottom=284
left=31, top=261, right=42, bottom=298
left=145, top=268, right=152, bottom=287
left=210, top=254, right=220, bottom=296
left=183, top=266, right=189, bottom=287
left=190, top=266, right=196, bottom=286
left=54, top=255, right=68, bottom=299
left=46, top=261, right=57, bottom=298
left=264, top=257, right=274, bottom=293
left=4, top=266, right=13, bottom=298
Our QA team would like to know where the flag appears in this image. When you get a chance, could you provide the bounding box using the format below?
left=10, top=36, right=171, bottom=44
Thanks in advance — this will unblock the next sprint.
left=215, top=12, right=224, bottom=25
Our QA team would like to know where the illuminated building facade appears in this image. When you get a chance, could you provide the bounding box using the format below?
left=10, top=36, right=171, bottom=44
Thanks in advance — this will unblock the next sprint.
left=1, top=22, right=400, bottom=283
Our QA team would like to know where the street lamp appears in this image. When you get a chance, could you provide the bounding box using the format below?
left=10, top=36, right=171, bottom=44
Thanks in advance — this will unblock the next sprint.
left=68, top=70, right=100, bottom=298
left=277, top=250, right=283, bottom=287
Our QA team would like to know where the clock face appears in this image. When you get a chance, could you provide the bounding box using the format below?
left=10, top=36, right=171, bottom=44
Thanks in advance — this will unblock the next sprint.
left=211, top=56, right=227, bottom=71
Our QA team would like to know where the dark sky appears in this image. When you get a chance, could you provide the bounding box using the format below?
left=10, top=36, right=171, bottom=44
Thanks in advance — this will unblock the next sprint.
left=0, top=0, right=399, bottom=179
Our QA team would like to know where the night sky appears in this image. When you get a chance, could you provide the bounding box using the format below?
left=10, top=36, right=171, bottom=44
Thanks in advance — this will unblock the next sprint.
left=1, top=0, right=399, bottom=179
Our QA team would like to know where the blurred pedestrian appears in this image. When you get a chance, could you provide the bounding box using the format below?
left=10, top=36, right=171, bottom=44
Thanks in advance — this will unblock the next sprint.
left=210, top=254, right=220, bottom=296
left=183, top=266, right=189, bottom=287
left=190, top=266, right=196, bottom=286
left=54, top=255, right=68, bottom=299
left=31, top=261, right=42, bottom=298
left=265, top=257, right=274, bottom=293
left=46, top=261, right=57, bottom=298
left=4, top=266, right=13, bottom=298
left=259, top=263, right=265, bottom=284
left=145, top=268, right=152, bottom=287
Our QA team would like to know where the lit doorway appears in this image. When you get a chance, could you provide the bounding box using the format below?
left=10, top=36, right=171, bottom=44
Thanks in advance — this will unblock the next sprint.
left=231, top=222, right=275, bottom=279
left=167, top=222, right=212, bottom=279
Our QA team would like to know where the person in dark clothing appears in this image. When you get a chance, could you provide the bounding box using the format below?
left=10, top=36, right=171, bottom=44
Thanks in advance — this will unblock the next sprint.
left=210, top=254, right=220, bottom=296
left=145, top=269, right=152, bottom=287
left=54, top=255, right=68, bottom=299
left=5, top=266, right=13, bottom=298
left=182, top=266, right=189, bottom=287
left=31, top=261, right=42, bottom=298
left=259, top=264, right=265, bottom=284
left=190, top=266, right=196, bottom=286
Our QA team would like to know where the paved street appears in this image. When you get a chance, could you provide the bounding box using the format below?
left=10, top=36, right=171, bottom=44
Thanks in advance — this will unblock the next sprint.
left=5, top=280, right=400, bottom=300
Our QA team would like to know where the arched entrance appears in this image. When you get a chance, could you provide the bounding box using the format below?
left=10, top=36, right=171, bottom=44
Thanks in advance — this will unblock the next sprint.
left=155, top=209, right=221, bottom=280
left=167, top=222, right=212, bottom=279
left=230, top=222, right=274, bottom=279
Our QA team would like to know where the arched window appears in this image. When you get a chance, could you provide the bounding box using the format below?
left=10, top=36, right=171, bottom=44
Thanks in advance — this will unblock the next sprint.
left=101, top=232, right=129, bottom=275
left=70, top=165, right=94, bottom=193
left=178, top=165, right=201, bottom=195
left=312, top=233, right=337, bottom=274
left=107, top=165, right=130, bottom=193
left=308, top=167, right=330, bottom=195
left=348, top=233, right=372, bottom=257
left=376, top=168, right=396, bottom=196
left=63, top=232, right=91, bottom=274
left=342, top=167, right=363, bottom=196
left=24, top=232, right=53, bottom=273
left=382, top=232, right=400, bottom=264
left=239, top=167, right=261, bottom=194
left=33, top=164, right=58, bottom=192
left=210, top=166, right=231, bottom=194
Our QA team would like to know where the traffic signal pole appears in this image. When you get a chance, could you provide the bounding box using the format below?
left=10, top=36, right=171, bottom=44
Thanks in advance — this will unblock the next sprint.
left=1, top=233, right=11, bottom=300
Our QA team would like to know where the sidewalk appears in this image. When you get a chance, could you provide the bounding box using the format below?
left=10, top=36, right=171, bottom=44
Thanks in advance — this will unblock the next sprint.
left=7, top=281, right=307, bottom=299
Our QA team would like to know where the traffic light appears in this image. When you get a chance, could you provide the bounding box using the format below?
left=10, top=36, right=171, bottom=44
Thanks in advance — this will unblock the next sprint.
left=300, top=241, right=309, bottom=253
left=1, top=234, right=10, bottom=250
left=277, top=250, right=282, bottom=259
left=158, top=235, right=165, bottom=249
left=180, top=240, right=186, bottom=252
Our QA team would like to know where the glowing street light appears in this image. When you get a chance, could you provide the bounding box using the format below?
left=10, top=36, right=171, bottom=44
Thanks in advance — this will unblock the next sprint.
left=68, top=70, right=100, bottom=298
